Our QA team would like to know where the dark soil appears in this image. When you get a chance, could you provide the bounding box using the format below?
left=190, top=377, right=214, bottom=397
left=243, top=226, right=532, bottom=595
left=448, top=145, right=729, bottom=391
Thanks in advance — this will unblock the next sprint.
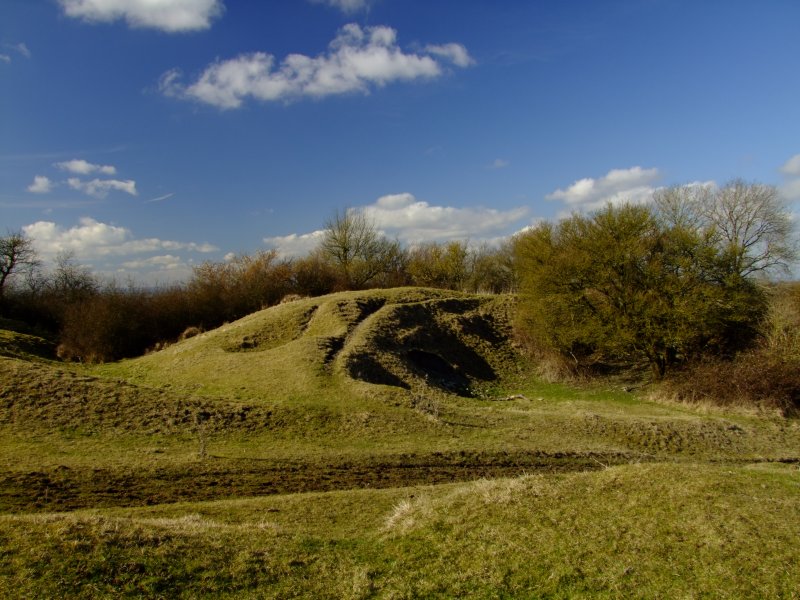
left=0, top=450, right=643, bottom=513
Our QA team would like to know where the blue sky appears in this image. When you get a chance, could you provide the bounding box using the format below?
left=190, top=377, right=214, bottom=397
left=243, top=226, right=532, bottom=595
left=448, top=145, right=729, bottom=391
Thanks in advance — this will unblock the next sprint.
left=2, top=0, right=800, bottom=283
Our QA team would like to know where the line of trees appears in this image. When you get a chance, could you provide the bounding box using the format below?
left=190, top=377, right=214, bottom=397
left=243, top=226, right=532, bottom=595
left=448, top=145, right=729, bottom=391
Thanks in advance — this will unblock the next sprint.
left=0, top=212, right=515, bottom=362
left=2, top=180, right=795, bottom=373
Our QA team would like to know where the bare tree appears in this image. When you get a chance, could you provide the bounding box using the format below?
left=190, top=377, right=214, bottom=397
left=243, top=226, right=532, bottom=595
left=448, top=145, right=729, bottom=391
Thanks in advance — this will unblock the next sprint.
left=320, top=208, right=401, bottom=288
left=0, top=230, right=40, bottom=301
left=654, top=180, right=797, bottom=278
left=704, top=179, right=796, bottom=277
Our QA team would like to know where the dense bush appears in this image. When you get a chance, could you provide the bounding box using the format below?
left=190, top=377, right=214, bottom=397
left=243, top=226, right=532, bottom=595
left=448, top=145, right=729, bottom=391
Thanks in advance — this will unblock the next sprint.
left=514, top=203, right=766, bottom=378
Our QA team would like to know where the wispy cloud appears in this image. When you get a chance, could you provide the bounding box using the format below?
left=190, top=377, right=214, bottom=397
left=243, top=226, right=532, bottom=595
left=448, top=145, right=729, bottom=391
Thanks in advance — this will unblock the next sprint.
left=546, top=166, right=662, bottom=213
left=146, top=192, right=175, bottom=203
left=487, top=158, right=509, bottom=170
left=161, top=23, right=473, bottom=109
left=58, top=0, right=225, bottom=33
left=309, top=0, right=372, bottom=14
left=0, top=42, right=31, bottom=63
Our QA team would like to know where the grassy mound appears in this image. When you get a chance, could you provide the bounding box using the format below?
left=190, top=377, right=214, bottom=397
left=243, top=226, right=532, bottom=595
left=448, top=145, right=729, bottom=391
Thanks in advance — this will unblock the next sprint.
left=95, top=288, right=520, bottom=404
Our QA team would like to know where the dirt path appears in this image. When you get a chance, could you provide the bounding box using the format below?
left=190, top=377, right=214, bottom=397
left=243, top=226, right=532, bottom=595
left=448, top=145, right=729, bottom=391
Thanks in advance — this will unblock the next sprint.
left=0, top=450, right=641, bottom=513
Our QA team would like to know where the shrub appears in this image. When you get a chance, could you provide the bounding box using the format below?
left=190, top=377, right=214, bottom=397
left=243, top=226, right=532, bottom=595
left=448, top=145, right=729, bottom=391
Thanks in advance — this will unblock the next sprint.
left=656, top=352, right=800, bottom=415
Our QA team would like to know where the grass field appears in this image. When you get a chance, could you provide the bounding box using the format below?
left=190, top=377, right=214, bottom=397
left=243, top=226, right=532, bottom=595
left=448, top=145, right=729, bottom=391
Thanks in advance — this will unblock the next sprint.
left=1, top=288, right=798, bottom=597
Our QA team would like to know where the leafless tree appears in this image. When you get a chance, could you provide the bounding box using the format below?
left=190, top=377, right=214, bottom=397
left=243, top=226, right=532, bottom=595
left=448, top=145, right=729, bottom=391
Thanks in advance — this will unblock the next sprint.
left=0, top=230, right=40, bottom=301
left=320, top=208, right=402, bottom=288
left=654, top=180, right=797, bottom=278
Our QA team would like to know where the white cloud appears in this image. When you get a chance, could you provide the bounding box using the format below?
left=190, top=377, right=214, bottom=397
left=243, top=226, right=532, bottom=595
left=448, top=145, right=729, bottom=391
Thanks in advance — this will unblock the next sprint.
left=22, top=217, right=218, bottom=264
left=58, top=0, right=225, bottom=32
left=365, top=193, right=528, bottom=243
left=27, top=175, right=54, bottom=194
left=780, top=154, right=800, bottom=177
left=424, top=43, right=475, bottom=68
left=161, top=23, right=472, bottom=109
left=546, top=166, right=661, bottom=213
left=263, top=230, right=326, bottom=258
left=310, top=0, right=372, bottom=13
left=0, top=55, right=10, bottom=64
left=266, top=194, right=528, bottom=256
left=781, top=178, right=800, bottom=201
left=56, top=158, right=117, bottom=175
left=778, top=153, right=800, bottom=201
left=68, top=177, right=137, bottom=198
left=121, top=254, right=184, bottom=270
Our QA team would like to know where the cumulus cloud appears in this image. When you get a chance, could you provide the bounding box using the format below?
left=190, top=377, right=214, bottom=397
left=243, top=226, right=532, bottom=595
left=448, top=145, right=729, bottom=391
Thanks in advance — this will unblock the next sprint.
left=364, top=193, right=528, bottom=243
left=161, top=23, right=473, bottom=108
left=23, top=217, right=217, bottom=263
left=546, top=166, right=661, bottom=213
left=267, top=194, right=528, bottom=256
left=263, top=230, right=326, bottom=258
left=67, top=177, right=137, bottom=198
left=120, top=254, right=184, bottom=270
left=27, top=175, right=54, bottom=194
left=56, top=159, right=117, bottom=175
left=58, top=0, right=225, bottom=32
left=309, top=0, right=372, bottom=13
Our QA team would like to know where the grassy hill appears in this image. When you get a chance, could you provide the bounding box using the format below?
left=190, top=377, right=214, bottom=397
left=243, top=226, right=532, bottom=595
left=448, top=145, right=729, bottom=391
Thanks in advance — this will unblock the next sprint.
left=1, top=287, right=799, bottom=597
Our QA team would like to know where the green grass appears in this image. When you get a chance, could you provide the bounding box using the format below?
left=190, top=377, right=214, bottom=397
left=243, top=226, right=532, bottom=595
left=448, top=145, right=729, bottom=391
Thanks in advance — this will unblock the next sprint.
left=1, top=287, right=799, bottom=597
left=1, top=462, right=798, bottom=598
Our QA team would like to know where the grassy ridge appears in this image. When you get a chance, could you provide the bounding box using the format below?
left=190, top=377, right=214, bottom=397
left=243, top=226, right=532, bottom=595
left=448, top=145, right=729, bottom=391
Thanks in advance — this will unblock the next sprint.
left=1, top=462, right=798, bottom=598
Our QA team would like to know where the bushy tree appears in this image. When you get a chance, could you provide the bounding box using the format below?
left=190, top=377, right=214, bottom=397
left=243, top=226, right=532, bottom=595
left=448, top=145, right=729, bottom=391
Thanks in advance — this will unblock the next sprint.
left=407, top=241, right=469, bottom=290
left=514, top=203, right=765, bottom=378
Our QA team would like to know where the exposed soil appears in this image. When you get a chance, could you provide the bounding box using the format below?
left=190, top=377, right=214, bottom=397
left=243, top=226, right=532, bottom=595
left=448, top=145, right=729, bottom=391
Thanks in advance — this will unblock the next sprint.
left=0, top=450, right=643, bottom=513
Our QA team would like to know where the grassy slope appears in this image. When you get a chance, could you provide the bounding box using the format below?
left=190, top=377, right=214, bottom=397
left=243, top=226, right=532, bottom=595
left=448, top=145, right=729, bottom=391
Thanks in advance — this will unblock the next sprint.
left=1, top=287, right=799, bottom=597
